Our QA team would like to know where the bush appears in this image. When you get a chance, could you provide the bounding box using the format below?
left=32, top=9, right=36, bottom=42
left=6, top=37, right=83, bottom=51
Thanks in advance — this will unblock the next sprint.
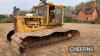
left=0, top=18, right=14, bottom=23
left=96, top=16, right=100, bottom=20
left=64, top=18, right=90, bottom=23
left=0, top=15, right=14, bottom=23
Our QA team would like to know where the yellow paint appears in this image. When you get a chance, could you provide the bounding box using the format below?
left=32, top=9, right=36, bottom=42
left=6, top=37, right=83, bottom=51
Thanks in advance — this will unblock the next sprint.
left=15, top=3, right=65, bottom=32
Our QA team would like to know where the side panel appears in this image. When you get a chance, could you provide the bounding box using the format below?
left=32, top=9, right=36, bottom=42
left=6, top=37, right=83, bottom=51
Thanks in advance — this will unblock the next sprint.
left=16, top=16, right=44, bottom=32
left=16, top=16, right=25, bottom=32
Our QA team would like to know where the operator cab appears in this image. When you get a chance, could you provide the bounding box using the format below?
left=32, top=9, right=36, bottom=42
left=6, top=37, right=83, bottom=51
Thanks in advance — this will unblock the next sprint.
left=34, top=2, right=64, bottom=26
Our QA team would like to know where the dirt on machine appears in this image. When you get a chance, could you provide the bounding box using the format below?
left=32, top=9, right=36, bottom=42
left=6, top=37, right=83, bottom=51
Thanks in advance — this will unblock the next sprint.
left=6, top=0, right=80, bottom=55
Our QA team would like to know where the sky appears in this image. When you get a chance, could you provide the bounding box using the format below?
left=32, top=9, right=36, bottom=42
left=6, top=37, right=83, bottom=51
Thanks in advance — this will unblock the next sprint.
left=0, top=0, right=90, bottom=14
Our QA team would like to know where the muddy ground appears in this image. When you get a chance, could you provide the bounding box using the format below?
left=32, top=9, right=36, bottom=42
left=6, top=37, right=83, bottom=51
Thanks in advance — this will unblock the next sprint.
left=0, top=23, right=100, bottom=56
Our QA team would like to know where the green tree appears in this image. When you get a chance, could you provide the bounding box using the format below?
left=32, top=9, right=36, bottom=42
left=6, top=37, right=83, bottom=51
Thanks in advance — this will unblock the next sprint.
left=64, top=6, right=73, bottom=16
left=0, top=15, right=7, bottom=22
left=96, top=0, right=100, bottom=6
left=13, top=6, right=20, bottom=16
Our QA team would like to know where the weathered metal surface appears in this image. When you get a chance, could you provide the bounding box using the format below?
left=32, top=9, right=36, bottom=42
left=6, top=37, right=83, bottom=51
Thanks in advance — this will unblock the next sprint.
left=15, top=26, right=76, bottom=39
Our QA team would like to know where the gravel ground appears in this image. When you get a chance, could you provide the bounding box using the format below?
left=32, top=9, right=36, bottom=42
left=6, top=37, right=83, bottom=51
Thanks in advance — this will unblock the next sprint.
left=0, top=23, right=100, bottom=56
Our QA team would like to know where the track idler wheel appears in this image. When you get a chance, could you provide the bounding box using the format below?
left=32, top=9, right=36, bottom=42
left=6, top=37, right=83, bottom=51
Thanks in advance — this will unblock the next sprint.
left=66, top=30, right=80, bottom=39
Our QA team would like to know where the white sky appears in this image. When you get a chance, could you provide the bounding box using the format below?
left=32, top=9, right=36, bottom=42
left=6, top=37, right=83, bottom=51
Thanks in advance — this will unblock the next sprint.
left=0, top=0, right=90, bottom=14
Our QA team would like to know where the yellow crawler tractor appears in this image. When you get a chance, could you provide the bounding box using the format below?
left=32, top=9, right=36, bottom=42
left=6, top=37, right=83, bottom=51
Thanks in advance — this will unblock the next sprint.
left=7, top=0, right=80, bottom=55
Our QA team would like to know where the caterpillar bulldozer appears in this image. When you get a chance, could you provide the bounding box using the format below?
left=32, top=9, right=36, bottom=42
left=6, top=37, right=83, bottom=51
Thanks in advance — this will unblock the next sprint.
left=7, top=0, right=80, bottom=55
